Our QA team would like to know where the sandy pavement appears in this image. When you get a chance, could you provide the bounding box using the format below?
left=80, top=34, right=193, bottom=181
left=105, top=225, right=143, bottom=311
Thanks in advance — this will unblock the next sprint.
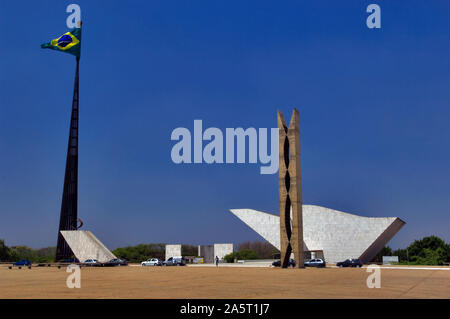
left=0, top=264, right=448, bottom=299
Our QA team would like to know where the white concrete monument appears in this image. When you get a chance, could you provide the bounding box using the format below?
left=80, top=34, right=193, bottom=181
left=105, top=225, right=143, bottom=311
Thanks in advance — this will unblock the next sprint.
left=60, top=230, right=116, bottom=263
left=165, top=244, right=182, bottom=260
left=230, top=205, right=405, bottom=264
left=214, top=243, right=233, bottom=261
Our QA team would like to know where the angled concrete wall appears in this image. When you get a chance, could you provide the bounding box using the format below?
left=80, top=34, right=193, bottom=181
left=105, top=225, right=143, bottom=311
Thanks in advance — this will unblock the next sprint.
left=60, top=230, right=116, bottom=263
left=165, top=244, right=182, bottom=260
left=230, top=205, right=405, bottom=263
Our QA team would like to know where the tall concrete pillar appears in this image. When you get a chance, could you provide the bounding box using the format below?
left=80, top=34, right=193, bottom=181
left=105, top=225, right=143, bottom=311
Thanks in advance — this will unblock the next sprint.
left=278, top=109, right=304, bottom=268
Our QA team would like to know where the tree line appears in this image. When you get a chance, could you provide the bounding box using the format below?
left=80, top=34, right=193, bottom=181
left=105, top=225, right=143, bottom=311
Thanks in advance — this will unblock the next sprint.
left=1, top=236, right=449, bottom=265
left=372, top=236, right=450, bottom=265
left=223, top=241, right=280, bottom=263
left=0, top=240, right=55, bottom=262
left=112, top=244, right=198, bottom=262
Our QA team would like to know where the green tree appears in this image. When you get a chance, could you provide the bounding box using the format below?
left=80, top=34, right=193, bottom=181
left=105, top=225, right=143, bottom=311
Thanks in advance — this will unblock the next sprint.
left=392, top=248, right=408, bottom=262
left=34, top=247, right=56, bottom=262
left=0, top=239, right=12, bottom=261
left=112, top=243, right=166, bottom=262
left=413, top=248, right=446, bottom=265
left=8, top=246, right=55, bottom=262
left=407, top=236, right=446, bottom=256
left=237, top=249, right=259, bottom=260
left=0, top=240, right=55, bottom=263
left=10, top=246, right=35, bottom=260
left=237, top=241, right=279, bottom=259
left=406, top=236, right=449, bottom=265
left=223, top=252, right=236, bottom=263
left=389, top=236, right=450, bottom=265
left=224, top=249, right=259, bottom=263
left=181, top=245, right=198, bottom=256
left=446, top=244, right=450, bottom=263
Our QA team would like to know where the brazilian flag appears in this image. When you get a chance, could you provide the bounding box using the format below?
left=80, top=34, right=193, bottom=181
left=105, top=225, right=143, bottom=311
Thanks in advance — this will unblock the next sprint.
left=41, top=28, right=81, bottom=57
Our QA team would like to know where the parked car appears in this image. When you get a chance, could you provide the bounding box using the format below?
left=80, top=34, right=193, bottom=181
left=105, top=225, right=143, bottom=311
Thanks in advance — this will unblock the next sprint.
left=305, top=258, right=326, bottom=268
left=103, top=258, right=128, bottom=267
left=336, top=259, right=363, bottom=268
left=272, top=259, right=296, bottom=267
left=163, top=257, right=186, bottom=266
left=141, top=258, right=162, bottom=266
left=83, top=259, right=101, bottom=266
left=13, top=260, right=31, bottom=267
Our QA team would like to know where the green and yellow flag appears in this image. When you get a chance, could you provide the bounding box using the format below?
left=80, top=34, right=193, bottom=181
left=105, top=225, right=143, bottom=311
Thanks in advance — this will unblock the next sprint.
left=41, top=28, right=81, bottom=57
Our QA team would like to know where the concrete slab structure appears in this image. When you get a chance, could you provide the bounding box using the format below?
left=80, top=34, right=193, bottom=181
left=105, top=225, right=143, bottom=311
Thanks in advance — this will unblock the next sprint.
left=60, top=230, right=116, bottom=263
left=165, top=244, right=182, bottom=260
left=230, top=205, right=405, bottom=264
left=214, top=243, right=233, bottom=261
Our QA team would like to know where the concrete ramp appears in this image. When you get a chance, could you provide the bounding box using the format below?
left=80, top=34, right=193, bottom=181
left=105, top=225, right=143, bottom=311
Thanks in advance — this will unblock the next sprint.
left=60, top=230, right=116, bottom=263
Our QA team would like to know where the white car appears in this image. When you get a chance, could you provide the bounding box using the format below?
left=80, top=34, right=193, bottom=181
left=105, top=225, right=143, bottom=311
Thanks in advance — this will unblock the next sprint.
left=304, top=258, right=326, bottom=268
left=141, top=258, right=162, bottom=266
left=84, top=259, right=99, bottom=264
left=83, top=259, right=100, bottom=266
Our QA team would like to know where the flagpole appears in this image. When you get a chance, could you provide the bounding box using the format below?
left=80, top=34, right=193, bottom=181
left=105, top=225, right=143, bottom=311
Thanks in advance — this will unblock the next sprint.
left=55, top=54, right=80, bottom=261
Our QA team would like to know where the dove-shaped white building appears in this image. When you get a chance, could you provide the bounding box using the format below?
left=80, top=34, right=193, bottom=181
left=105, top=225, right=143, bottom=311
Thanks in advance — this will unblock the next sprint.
left=230, top=205, right=405, bottom=264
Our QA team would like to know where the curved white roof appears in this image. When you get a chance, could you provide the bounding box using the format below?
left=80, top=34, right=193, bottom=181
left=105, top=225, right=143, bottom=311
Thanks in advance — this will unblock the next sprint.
left=230, top=205, right=405, bottom=263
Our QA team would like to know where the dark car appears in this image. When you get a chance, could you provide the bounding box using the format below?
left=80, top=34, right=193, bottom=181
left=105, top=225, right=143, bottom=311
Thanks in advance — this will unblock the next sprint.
left=103, top=258, right=128, bottom=267
left=304, top=258, right=326, bottom=268
left=13, top=259, right=31, bottom=267
left=272, top=259, right=296, bottom=267
left=81, top=259, right=102, bottom=267
left=163, top=257, right=186, bottom=266
left=336, top=259, right=363, bottom=268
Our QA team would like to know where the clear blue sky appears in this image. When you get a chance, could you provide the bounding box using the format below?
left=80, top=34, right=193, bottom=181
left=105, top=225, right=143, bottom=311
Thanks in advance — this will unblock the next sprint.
left=0, top=1, right=449, bottom=250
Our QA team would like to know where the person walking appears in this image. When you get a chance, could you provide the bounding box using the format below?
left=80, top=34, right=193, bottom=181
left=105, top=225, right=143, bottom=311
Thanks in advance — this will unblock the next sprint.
left=215, top=256, right=219, bottom=267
